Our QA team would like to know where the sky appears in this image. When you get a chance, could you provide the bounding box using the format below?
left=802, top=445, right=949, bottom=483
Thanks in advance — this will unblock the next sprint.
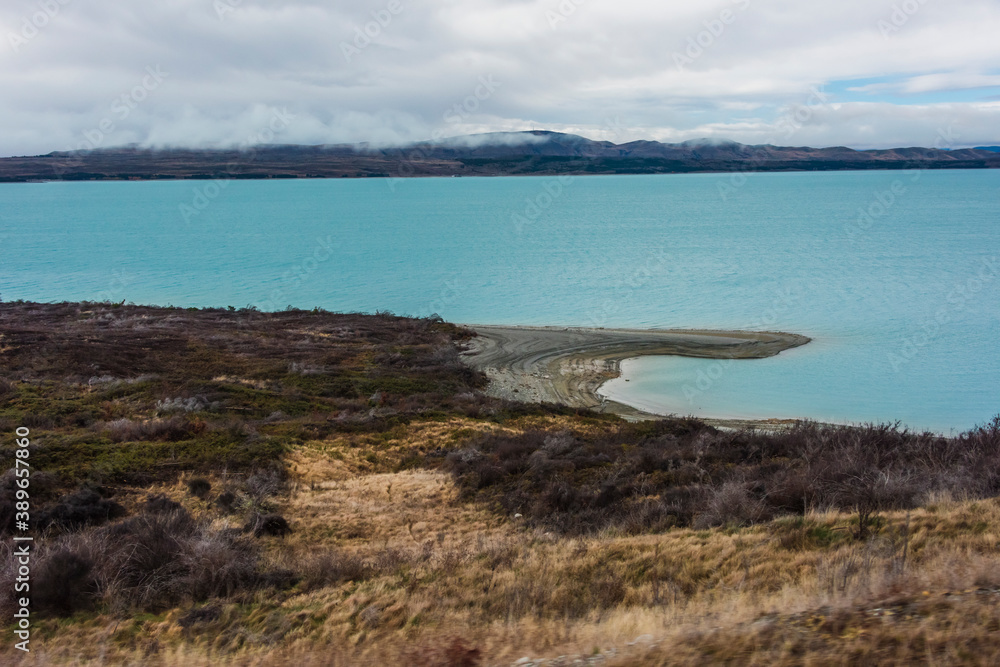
left=1, top=0, right=999, bottom=156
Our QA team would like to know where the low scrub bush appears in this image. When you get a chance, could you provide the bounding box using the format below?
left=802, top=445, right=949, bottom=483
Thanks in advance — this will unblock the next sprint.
left=32, top=546, right=98, bottom=616
left=216, top=489, right=239, bottom=514
left=244, top=513, right=291, bottom=538
left=33, top=488, right=125, bottom=532
left=18, top=507, right=278, bottom=616
left=446, top=418, right=1000, bottom=535
left=142, top=493, right=183, bottom=514
left=187, top=477, right=212, bottom=499
left=156, top=396, right=208, bottom=413
left=103, top=416, right=207, bottom=442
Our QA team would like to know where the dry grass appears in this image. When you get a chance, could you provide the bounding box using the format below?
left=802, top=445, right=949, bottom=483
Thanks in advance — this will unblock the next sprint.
left=9, top=462, right=1000, bottom=665
left=4, top=304, right=1000, bottom=665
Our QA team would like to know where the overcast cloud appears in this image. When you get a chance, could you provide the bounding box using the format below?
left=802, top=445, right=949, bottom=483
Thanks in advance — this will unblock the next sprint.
left=1, top=0, right=999, bottom=156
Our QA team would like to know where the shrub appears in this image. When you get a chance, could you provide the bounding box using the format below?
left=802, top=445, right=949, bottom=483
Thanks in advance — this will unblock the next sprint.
left=444, top=418, right=1000, bottom=536
left=22, top=413, right=55, bottom=429
left=215, top=489, right=239, bottom=514
left=29, top=507, right=272, bottom=616
left=244, top=513, right=291, bottom=538
left=180, top=530, right=266, bottom=601
left=187, top=477, right=212, bottom=499
left=32, top=547, right=96, bottom=616
left=244, top=469, right=286, bottom=508
left=143, top=494, right=183, bottom=514
left=0, top=470, right=56, bottom=534
left=695, top=481, right=769, bottom=529
left=103, top=416, right=207, bottom=443
left=34, top=488, right=125, bottom=532
left=156, top=396, right=207, bottom=413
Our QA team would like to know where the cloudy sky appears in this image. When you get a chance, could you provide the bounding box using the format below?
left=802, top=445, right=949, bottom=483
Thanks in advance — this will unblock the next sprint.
left=2, top=0, right=999, bottom=156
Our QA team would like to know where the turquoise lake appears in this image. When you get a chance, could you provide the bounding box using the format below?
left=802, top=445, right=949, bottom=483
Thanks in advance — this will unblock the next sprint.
left=1, top=171, right=997, bottom=433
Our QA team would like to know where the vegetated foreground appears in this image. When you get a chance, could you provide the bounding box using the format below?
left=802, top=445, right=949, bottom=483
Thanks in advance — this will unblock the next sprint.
left=1, top=302, right=999, bottom=666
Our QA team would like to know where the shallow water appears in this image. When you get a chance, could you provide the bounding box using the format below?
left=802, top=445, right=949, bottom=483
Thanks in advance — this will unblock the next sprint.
left=1, top=170, right=997, bottom=432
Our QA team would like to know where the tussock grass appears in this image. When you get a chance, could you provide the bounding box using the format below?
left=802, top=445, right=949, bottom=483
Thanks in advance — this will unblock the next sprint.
left=2, top=303, right=1000, bottom=665
left=10, top=470, right=1000, bottom=665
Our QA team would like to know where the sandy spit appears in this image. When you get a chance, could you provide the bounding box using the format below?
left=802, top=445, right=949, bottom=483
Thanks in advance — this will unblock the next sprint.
left=459, top=325, right=811, bottom=425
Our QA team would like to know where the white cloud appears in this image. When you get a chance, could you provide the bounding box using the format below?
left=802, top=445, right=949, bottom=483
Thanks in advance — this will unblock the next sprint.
left=0, top=0, right=998, bottom=155
left=851, top=73, right=1000, bottom=96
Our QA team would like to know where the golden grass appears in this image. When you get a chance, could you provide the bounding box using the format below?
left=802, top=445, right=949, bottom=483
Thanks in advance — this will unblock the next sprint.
left=288, top=416, right=520, bottom=481
left=9, top=421, right=1000, bottom=666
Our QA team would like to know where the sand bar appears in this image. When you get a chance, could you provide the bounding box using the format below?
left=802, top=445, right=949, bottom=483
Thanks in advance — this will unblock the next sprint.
left=459, top=325, right=811, bottom=423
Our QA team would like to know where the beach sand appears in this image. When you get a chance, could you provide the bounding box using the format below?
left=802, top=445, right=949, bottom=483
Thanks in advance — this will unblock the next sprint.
left=459, top=324, right=811, bottom=426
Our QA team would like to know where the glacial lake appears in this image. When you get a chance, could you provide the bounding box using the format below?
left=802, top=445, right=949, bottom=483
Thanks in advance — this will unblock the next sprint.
left=1, top=170, right=997, bottom=433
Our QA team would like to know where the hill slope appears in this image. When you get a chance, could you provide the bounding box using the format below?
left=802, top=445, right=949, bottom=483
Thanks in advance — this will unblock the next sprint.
left=2, top=302, right=1000, bottom=665
left=1, top=130, right=998, bottom=181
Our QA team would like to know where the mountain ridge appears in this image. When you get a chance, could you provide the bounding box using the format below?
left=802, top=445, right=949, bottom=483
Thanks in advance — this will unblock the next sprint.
left=2, top=130, right=998, bottom=181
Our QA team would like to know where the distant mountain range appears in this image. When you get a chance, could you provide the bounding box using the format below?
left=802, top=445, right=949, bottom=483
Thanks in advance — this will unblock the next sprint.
left=1, top=131, right=998, bottom=181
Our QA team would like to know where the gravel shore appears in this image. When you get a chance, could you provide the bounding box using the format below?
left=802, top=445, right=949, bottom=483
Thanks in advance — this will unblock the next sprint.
left=459, top=325, right=811, bottom=423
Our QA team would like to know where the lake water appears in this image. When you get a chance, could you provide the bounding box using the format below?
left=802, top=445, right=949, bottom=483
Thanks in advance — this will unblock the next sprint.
left=1, top=171, right=997, bottom=433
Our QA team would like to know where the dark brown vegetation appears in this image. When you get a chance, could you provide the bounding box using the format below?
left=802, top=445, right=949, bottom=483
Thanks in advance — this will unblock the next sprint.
left=0, top=300, right=494, bottom=490
left=1, top=301, right=999, bottom=665
left=447, top=418, right=1000, bottom=537
left=0, top=301, right=578, bottom=620
left=31, top=506, right=268, bottom=616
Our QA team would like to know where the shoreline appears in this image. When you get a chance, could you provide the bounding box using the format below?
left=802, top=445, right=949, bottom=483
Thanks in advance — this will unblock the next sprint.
left=4, top=166, right=999, bottom=184
left=459, top=324, right=811, bottom=427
